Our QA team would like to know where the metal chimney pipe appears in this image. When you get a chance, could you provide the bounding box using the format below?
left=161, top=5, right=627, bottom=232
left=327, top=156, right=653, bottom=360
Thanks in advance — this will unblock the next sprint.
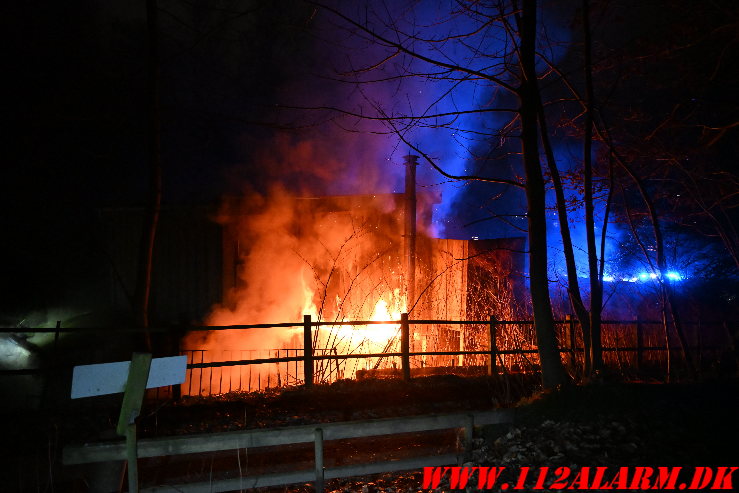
left=404, top=154, right=419, bottom=312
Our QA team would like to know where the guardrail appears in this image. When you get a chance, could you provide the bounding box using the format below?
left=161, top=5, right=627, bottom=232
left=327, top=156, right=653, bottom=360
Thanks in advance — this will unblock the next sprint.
left=63, top=409, right=514, bottom=492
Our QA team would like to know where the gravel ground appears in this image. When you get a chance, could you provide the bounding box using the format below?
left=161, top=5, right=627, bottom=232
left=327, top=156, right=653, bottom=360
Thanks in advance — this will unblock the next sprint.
left=290, top=380, right=739, bottom=493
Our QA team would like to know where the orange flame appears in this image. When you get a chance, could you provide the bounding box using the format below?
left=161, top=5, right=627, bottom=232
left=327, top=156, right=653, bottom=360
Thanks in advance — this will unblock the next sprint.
left=326, top=289, right=404, bottom=348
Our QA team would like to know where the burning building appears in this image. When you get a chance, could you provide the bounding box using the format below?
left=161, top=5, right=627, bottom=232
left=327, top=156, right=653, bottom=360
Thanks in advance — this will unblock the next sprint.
left=178, top=186, right=525, bottom=390
left=101, top=158, right=526, bottom=391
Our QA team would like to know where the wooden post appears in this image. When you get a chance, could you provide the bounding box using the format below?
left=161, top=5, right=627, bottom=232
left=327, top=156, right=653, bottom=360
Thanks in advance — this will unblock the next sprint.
left=124, top=426, right=139, bottom=492
left=314, top=428, right=324, bottom=492
left=401, top=313, right=411, bottom=381
left=464, top=414, right=474, bottom=456
left=566, top=314, right=576, bottom=368
left=636, top=319, right=644, bottom=372
left=303, top=315, right=314, bottom=387
left=488, top=316, right=498, bottom=376
left=456, top=413, right=476, bottom=465
left=117, top=353, right=153, bottom=493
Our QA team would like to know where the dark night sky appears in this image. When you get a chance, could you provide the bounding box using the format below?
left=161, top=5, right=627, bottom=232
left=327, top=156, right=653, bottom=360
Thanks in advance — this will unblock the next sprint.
left=2, top=1, right=737, bottom=321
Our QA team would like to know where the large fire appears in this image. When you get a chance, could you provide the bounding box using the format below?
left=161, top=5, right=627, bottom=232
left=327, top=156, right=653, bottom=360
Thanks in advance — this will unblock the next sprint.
left=367, top=295, right=404, bottom=343
left=181, top=188, right=414, bottom=393
left=180, top=186, right=521, bottom=395
left=321, top=290, right=405, bottom=350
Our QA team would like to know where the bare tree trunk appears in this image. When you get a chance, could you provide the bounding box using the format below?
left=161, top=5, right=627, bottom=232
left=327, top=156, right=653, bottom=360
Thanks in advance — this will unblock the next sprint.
left=598, top=155, right=615, bottom=362
left=581, top=0, right=604, bottom=374
left=536, top=88, right=592, bottom=377
left=134, top=0, right=162, bottom=350
left=660, top=291, right=672, bottom=381
left=518, top=0, right=569, bottom=389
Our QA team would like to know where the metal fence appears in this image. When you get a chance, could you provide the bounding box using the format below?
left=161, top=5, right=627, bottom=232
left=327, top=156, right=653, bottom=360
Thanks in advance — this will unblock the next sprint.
left=176, top=315, right=733, bottom=395
left=1, top=316, right=734, bottom=401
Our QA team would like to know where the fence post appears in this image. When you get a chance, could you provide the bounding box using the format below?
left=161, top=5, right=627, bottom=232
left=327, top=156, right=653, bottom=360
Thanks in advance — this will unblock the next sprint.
left=488, top=315, right=498, bottom=376
left=636, top=319, right=643, bottom=372
left=566, top=314, right=576, bottom=368
left=460, top=414, right=475, bottom=465
left=117, top=353, right=153, bottom=493
left=303, top=315, right=314, bottom=387
left=401, top=313, right=411, bottom=381
left=314, top=427, right=324, bottom=492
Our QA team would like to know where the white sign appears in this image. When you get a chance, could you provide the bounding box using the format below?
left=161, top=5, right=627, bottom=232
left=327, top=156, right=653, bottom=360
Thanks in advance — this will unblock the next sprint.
left=71, top=355, right=187, bottom=399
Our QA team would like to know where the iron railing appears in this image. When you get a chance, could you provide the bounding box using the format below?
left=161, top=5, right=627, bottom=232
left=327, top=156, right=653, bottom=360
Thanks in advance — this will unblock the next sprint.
left=1, top=316, right=734, bottom=397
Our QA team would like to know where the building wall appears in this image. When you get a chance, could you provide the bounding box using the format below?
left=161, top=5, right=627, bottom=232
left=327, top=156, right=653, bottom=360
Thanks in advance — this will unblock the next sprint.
left=412, top=237, right=526, bottom=366
left=100, top=197, right=524, bottom=331
left=100, top=205, right=223, bottom=325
